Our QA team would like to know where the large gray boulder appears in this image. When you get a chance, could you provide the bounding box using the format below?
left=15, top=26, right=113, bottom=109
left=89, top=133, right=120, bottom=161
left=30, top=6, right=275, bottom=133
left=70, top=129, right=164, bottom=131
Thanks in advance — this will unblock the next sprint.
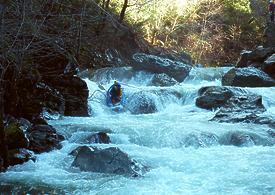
left=195, top=86, right=233, bottom=110
left=71, top=146, right=147, bottom=177
left=222, top=68, right=275, bottom=87
left=132, top=53, right=192, bottom=82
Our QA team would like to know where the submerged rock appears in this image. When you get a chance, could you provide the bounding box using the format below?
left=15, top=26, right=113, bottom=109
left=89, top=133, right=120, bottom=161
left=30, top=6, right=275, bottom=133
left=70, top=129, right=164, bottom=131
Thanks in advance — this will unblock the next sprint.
left=132, top=53, right=192, bottom=82
left=26, top=125, right=65, bottom=153
left=222, top=68, right=275, bottom=87
left=126, top=91, right=158, bottom=114
left=150, top=73, right=178, bottom=87
left=71, top=146, right=147, bottom=176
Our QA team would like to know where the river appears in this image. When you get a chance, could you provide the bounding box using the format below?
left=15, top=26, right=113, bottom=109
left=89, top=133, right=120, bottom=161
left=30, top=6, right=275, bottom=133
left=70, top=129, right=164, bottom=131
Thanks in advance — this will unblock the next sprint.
left=1, top=67, right=275, bottom=194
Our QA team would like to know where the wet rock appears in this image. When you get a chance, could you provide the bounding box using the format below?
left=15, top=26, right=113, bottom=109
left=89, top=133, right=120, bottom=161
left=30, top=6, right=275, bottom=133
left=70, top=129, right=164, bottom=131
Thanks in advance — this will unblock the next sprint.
left=220, top=131, right=274, bottom=147
left=75, top=132, right=111, bottom=144
left=262, top=54, right=275, bottom=79
left=71, top=146, right=147, bottom=176
left=7, top=148, right=36, bottom=166
left=196, top=86, right=233, bottom=110
left=26, top=125, right=65, bottom=153
left=196, top=86, right=270, bottom=124
left=212, top=95, right=266, bottom=123
left=236, top=47, right=275, bottom=68
left=222, top=68, right=275, bottom=87
left=150, top=73, right=178, bottom=87
left=4, top=118, right=29, bottom=150
left=125, top=91, right=158, bottom=114
left=132, top=53, right=192, bottom=82
left=47, top=76, right=89, bottom=116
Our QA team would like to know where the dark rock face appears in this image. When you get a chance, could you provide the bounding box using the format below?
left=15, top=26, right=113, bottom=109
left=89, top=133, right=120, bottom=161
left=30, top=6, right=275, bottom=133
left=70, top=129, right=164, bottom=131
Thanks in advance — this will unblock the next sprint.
left=126, top=91, right=158, bottom=114
left=47, top=76, right=89, bottom=116
left=262, top=54, right=275, bottom=79
left=7, top=149, right=36, bottom=166
left=150, top=73, right=178, bottom=87
left=236, top=47, right=275, bottom=68
left=132, top=53, right=192, bottom=82
left=4, top=118, right=29, bottom=150
left=222, top=68, right=275, bottom=87
left=263, top=23, right=275, bottom=48
left=26, top=125, right=65, bottom=153
left=196, top=86, right=233, bottom=110
left=75, top=132, right=111, bottom=144
left=71, top=146, right=147, bottom=176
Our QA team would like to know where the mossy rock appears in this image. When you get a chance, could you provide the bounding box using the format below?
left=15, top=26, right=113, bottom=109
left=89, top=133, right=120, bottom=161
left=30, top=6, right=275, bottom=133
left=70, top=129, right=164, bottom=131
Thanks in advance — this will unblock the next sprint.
left=5, top=120, right=29, bottom=150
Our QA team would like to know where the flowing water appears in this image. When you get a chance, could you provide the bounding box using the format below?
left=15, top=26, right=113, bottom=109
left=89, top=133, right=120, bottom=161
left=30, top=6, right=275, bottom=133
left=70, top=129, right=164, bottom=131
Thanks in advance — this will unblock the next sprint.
left=1, top=67, right=275, bottom=194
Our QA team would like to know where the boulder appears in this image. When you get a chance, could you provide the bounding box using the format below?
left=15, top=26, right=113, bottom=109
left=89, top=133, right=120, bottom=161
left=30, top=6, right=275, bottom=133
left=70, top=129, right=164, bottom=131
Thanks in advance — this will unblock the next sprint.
left=132, top=53, right=192, bottom=82
left=4, top=118, right=29, bottom=150
left=212, top=94, right=266, bottom=124
left=150, top=73, right=178, bottom=87
left=125, top=91, right=158, bottom=114
left=71, top=146, right=147, bottom=176
left=7, top=148, right=36, bottom=166
left=220, top=131, right=274, bottom=147
left=47, top=76, right=89, bottom=116
left=262, top=54, right=275, bottom=79
left=196, top=86, right=271, bottom=124
left=236, top=47, right=275, bottom=68
left=26, top=125, right=65, bottom=153
left=196, top=86, right=233, bottom=110
left=222, top=68, right=275, bottom=87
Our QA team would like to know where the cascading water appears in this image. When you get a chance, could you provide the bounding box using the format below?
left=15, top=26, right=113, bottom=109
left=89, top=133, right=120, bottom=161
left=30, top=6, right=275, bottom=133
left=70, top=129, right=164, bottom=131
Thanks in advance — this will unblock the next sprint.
left=1, top=67, right=275, bottom=194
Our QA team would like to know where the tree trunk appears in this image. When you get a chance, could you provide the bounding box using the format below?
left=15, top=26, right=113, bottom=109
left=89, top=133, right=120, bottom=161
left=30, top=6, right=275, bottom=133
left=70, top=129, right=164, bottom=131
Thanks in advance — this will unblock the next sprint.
left=0, top=3, right=8, bottom=170
left=119, top=0, right=128, bottom=22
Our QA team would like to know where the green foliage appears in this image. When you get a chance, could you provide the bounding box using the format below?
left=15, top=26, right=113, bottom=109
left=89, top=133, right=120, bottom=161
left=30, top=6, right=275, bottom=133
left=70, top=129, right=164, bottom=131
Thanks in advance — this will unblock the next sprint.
left=111, top=0, right=267, bottom=66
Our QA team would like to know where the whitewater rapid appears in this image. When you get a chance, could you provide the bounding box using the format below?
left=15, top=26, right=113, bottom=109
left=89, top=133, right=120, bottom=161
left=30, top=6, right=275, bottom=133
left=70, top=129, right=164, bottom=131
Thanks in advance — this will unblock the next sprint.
left=1, top=67, right=275, bottom=194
